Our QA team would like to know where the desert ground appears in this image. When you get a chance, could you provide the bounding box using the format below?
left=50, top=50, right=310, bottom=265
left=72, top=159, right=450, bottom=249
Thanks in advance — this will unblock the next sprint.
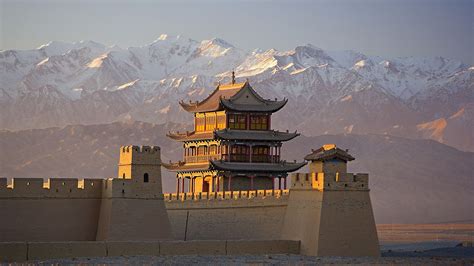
left=15, top=224, right=473, bottom=265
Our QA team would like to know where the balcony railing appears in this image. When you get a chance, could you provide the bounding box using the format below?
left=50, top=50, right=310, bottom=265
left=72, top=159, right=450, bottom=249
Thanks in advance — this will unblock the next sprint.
left=221, top=154, right=279, bottom=163
left=185, top=154, right=220, bottom=163
left=184, top=154, right=280, bottom=163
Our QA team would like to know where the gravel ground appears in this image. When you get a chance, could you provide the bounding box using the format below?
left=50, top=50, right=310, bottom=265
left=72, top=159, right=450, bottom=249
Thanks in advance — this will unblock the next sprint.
left=19, top=247, right=473, bottom=265
left=23, top=254, right=472, bottom=265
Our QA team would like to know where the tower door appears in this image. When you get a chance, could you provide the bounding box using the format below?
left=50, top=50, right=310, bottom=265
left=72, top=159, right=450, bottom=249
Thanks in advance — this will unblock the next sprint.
left=202, top=180, right=210, bottom=192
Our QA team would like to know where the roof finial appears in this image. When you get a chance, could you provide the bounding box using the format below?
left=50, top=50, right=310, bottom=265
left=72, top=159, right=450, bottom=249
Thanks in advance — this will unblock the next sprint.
left=231, top=71, right=235, bottom=84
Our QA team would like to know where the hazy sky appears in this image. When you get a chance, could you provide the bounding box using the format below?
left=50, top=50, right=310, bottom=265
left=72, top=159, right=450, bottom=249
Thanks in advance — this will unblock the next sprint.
left=1, top=0, right=473, bottom=64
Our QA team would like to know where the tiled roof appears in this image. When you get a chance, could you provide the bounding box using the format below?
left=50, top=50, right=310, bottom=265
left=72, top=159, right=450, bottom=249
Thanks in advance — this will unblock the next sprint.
left=210, top=160, right=307, bottom=173
left=304, top=146, right=355, bottom=162
left=179, top=82, right=246, bottom=113
left=162, top=162, right=210, bottom=172
left=220, top=99, right=287, bottom=112
left=178, top=81, right=286, bottom=113
left=166, top=131, right=214, bottom=142
left=215, top=129, right=299, bottom=142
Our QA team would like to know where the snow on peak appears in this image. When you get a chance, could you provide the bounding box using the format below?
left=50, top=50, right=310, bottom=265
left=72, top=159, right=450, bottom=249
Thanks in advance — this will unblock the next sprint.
left=87, top=54, right=108, bottom=68
left=208, top=38, right=234, bottom=48
left=158, top=34, right=169, bottom=41
left=198, top=38, right=237, bottom=58
left=353, top=59, right=374, bottom=70
left=116, top=79, right=140, bottom=90
left=154, top=34, right=185, bottom=43
left=36, top=57, right=50, bottom=66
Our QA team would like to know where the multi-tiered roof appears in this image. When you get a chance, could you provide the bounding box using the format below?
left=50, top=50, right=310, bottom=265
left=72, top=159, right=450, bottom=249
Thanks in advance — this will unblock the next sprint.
left=163, top=75, right=305, bottom=192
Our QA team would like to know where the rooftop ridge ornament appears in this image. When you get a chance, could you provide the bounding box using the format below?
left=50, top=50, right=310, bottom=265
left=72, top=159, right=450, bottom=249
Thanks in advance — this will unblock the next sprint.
left=231, top=71, right=236, bottom=84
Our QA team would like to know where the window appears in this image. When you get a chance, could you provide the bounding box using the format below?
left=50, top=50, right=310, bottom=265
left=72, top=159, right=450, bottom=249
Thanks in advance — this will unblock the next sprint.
left=144, top=173, right=149, bottom=183
left=252, top=146, right=269, bottom=162
left=197, top=146, right=207, bottom=155
left=250, top=115, right=268, bottom=130
left=209, top=145, right=218, bottom=155
left=252, top=146, right=269, bottom=155
left=228, top=114, right=247, bottom=129
left=205, top=114, right=216, bottom=131
left=195, top=115, right=205, bottom=132
left=232, top=145, right=248, bottom=155
left=217, top=113, right=226, bottom=129
left=122, top=173, right=125, bottom=179
left=230, top=145, right=249, bottom=162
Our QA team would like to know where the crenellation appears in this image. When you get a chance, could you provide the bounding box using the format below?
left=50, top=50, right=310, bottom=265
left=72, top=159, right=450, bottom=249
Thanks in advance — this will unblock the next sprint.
left=0, top=177, right=105, bottom=199
left=50, top=178, right=80, bottom=194
left=291, top=172, right=369, bottom=191
left=119, top=145, right=161, bottom=166
left=163, top=189, right=290, bottom=203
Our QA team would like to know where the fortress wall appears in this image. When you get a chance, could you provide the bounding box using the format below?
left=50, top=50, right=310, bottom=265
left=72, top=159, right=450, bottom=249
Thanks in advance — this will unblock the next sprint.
left=0, top=198, right=102, bottom=241
left=1, top=240, right=300, bottom=262
left=164, top=190, right=289, bottom=241
left=0, top=177, right=104, bottom=241
left=96, top=178, right=172, bottom=241
left=281, top=172, right=379, bottom=257
left=316, top=190, right=379, bottom=257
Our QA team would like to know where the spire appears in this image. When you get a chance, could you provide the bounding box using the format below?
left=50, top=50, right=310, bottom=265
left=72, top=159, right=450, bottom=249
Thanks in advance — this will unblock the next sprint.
left=231, top=71, right=235, bottom=84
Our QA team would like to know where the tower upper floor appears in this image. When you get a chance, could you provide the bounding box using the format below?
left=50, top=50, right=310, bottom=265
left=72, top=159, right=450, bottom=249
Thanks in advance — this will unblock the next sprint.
left=178, top=79, right=287, bottom=134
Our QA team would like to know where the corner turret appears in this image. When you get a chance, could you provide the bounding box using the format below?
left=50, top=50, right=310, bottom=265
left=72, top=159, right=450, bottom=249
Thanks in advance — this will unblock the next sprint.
left=304, top=144, right=354, bottom=174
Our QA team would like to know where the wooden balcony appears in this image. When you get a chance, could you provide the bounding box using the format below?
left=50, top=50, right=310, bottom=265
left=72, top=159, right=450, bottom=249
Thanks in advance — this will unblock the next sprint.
left=185, top=154, right=221, bottom=163
left=221, top=154, right=280, bottom=163
left=185, top=154, right=280, bottom=164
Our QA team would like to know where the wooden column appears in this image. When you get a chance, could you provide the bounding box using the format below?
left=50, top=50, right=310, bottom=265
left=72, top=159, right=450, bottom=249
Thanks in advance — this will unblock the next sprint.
left=217, top=176, right=220, bottom=192
left=249, top=144, right=253, bottom=163
left=246, top=113, right=250, bottom=129
left=228, top=175, right=232, bottom=191
left=270, top=146, right=273, bottom=163
left=250, top=175, right=254, bottom=190
left=176, top=177, right=180, bottom=194
left=284, top=176, right=287, bottom=190
left=272, top=176, right=275, bottom=191
left=181, top=178, right=185, bottom=193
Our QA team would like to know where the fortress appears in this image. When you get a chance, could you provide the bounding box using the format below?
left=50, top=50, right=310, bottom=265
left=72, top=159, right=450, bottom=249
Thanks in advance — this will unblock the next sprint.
left=0, top=76, right=379, bottom=261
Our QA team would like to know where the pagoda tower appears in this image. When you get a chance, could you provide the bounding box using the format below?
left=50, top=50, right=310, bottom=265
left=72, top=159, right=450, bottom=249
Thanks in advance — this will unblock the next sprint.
left=163, top=72, right=306, bottom=193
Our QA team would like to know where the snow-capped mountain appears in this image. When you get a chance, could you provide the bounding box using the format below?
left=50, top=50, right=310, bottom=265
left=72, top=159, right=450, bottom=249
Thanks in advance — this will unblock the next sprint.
left=0, top=34, right=472, bottom=151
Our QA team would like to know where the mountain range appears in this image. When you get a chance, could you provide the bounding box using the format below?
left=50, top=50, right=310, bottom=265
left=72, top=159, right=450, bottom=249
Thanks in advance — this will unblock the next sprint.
left=0, top=34, right=472, bottom=151
left=1, top=121, right=472, bottom=224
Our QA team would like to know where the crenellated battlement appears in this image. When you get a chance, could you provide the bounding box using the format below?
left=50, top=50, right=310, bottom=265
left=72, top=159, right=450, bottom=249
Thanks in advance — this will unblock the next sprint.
left=119, top=146, right=160, bottom=164
left=120, top=145, right=160, bottom=154
left=0, top=177, right=104, bottom=198
left=118, top=145, right=161, bottom=181
left=291, top=172, right=369, bottom=191
left=164, top=189, right=289, bottom=202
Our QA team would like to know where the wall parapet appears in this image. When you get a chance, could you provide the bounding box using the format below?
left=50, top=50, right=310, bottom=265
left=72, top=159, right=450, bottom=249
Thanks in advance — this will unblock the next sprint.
left=163, top=189, right=289, bottom=202
left=0, top=177, right=104, bottom=198
left=291, top=172, right=369, bottom=191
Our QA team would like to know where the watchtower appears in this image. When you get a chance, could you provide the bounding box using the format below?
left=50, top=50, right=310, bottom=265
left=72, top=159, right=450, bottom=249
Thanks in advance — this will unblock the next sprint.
left=96, top=145, right=172, bottom=241
left=281, top=144, right=379, bottom=257
left=304, top=144, right=354, bottom=174
left=118, top=145, right=163, bottom=193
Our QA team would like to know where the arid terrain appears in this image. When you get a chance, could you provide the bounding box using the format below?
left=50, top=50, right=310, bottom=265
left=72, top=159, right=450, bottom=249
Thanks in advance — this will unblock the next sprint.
left=378, top=224, right=473, bottom=245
